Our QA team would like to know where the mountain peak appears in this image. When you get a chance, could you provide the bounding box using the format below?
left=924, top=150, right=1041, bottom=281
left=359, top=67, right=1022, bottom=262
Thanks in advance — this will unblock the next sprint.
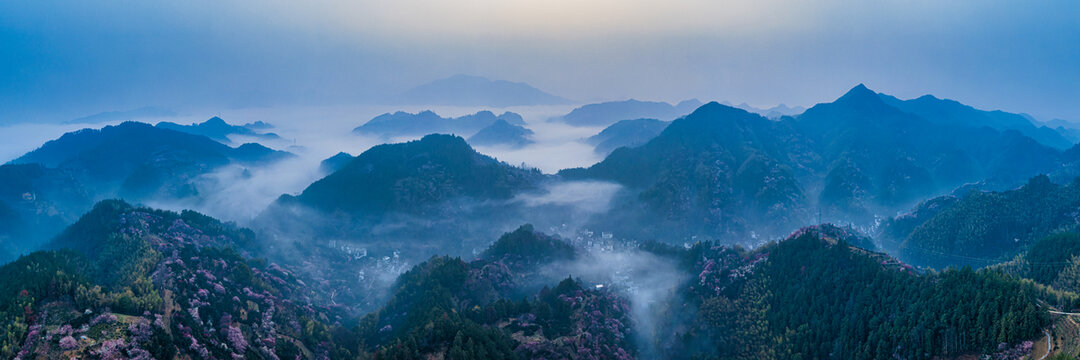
left=418, top=133, right=472, bottom=149
left=914, top=94, right=941, bottom=102
left=839, top=83, right=877, bottom=101
left=688, top=101, right=749, bottom=118
left=395, top=74, right=569, bottom=106
left=823, top=83, right=896, bottom=113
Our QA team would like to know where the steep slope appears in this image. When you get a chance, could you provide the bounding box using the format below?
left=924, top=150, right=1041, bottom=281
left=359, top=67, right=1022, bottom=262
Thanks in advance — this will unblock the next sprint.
left=586, top=118, right=670, bottom=156
left=562, top=102, right=810, bottom=241
left=285, top=134, right=541, bottom=214
left=355, top=222, right=1060, bottom=360
left=394, top=74, right=569, bottom=106
left=797, top=84, right=1062, bottom=205
left=650, top=225, right=1057, bottom=359
left=798, top=85, right=1060, bottom=201
left=156, top=116, right=281, bottom=144
left=318, top=152, right=354, bottom=174
left=884, top=175, right=1080, bottom=269
left=13, top=121, right=290, bottom=194
left=2, top=122, right=291, bottom=260
left=0, top=200, right=19, bottom=260
left=467, top=119, right=535, bottom=148
left=0, top=164, right=93, bottom=263
left=880, top=93, right=1073, bottom=149
left=257, top=134, right=547, bottom=259
left=561, top=84, right=1065, bottom=243
left=356, top=225, right=633, bottom=359
left=996, top=232, right=1080, bottom=290
left=1, top=200, right=358, bottom=359
left=353, top=109, right=525, bottom=140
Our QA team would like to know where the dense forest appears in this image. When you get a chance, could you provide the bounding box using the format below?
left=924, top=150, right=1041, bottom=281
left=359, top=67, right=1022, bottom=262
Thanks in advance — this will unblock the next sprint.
left=884, top=175, right=1080, bottom=269
left=5, top=0, right=1079, bottom=357
left=560, top=85, right=1071, bottom=244
left=651, top=225, right=1068, bottom=359
left=357, top=224, right=634, bottom=359
left=0, top=200, right=356, bottom=359
left=4, top=86, right=1080, bottom=359
left=3, top=198, right=1078, bottom=359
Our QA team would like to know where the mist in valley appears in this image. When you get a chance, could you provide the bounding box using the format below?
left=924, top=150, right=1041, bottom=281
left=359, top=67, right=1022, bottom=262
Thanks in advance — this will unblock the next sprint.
left=3, top=1, right=1079, bottom=359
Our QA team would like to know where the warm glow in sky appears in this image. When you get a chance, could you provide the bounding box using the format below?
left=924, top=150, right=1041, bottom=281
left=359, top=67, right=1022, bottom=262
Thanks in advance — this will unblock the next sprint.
left=0, top=0, right=1077, bottom=122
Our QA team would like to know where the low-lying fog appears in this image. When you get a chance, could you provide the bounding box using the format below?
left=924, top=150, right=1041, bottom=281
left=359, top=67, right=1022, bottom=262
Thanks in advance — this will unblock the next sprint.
left=0, top=103, right=611, bottom=225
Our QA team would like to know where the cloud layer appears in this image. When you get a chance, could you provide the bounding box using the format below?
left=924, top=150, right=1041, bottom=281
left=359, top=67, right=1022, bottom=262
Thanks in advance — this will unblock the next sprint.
left=1, top=1, right=1077, bottom=124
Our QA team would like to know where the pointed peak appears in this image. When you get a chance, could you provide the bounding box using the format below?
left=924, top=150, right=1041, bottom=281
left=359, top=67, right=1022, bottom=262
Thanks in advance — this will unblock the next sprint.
left=205, top=116, right=227, bottom=125
left=834, top=83, right=890, bottom=107
left=842, top=83, right=875, bottom=97
left=690, top=101, right=745, bottom=116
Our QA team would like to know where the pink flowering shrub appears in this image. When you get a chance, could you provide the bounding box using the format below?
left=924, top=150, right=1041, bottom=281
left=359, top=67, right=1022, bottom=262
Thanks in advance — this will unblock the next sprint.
left=59, top=336, right=78, bottom=350
left=226, top=325, right=247, bottom=354
left=128, top=318, right=153, bottom=343
left=89, top=313, right=117, bottom=326
left=94, top=339, right=126, bottom=360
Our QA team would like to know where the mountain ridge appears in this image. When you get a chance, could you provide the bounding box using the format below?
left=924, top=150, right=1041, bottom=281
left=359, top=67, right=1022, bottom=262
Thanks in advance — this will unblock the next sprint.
left=393, top=74, right=570, bottom=107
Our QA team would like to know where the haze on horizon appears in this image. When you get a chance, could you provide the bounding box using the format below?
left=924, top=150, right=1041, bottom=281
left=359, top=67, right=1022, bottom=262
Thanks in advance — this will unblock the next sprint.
left=1, top=0, right=1077, bottom=123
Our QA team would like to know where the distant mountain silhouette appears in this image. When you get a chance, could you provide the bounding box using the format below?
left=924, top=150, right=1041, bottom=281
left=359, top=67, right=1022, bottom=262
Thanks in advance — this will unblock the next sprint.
left=586, top=118, right=670, bottom=156
left=394, top=74, right=570, bottom=107
left=242, top=120, right=274, bottom=131
left=319, top=152, right=355, bottom=174
left=65, top=106, right=177, bottom=124
left=721, top=101, right=807, bottom=119
left=353, top=110, right=527, bottom=139
left=14, top=122, right=289, bottom=186
left=468, top=119, right=535, bottom=148
left=3, top=122, right=292, bottom=258
left=560, top=84, right=1067, bottom=243
left=797, top=84, right=1060, bottom=211
left=1040, top=118, right=1080, bottom=143
left=557, top=99, right=699, bottom=127
left=156, top=116, right=281, bottom=144
left=674, top=99, right=704, bottom=114
left=878, top=93, right=1073, bottom=149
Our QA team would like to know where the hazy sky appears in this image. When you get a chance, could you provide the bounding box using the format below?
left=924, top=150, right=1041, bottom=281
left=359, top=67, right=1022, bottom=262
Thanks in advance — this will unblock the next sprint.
left=1, top=0, right=1078, bottom=123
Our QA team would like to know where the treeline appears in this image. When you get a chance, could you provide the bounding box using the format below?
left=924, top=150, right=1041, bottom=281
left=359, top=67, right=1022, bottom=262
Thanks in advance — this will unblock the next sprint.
left=656, top=226, right=1056, bottom=360
left=891, top=175, right=1080, bottom=269
left=1, top=199, right=357, bottom=359
left=0, top=251, right=87, bottom=358
left=357, top=226, right=633, bottom=359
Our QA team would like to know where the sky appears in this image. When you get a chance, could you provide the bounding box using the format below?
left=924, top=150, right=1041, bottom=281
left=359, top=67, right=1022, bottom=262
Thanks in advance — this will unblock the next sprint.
left=1, top=0, right=1078, bottom=123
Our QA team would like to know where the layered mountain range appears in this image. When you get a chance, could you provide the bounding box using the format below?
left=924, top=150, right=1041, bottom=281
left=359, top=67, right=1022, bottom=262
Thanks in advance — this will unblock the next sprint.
left=3, top=82, right=1080, bottom=359
left=0, top=122, right=291, bottom=262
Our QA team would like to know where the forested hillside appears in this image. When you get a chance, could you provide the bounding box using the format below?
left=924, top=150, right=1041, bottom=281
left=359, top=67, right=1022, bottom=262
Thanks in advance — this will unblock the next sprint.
left=561, top=85, right=1069, bottom=244
left=0, top=200, right=356, bottom=359
left=650, top=225, right=1065, bottom=359
left=884, top=175, right=1080, bottom=269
